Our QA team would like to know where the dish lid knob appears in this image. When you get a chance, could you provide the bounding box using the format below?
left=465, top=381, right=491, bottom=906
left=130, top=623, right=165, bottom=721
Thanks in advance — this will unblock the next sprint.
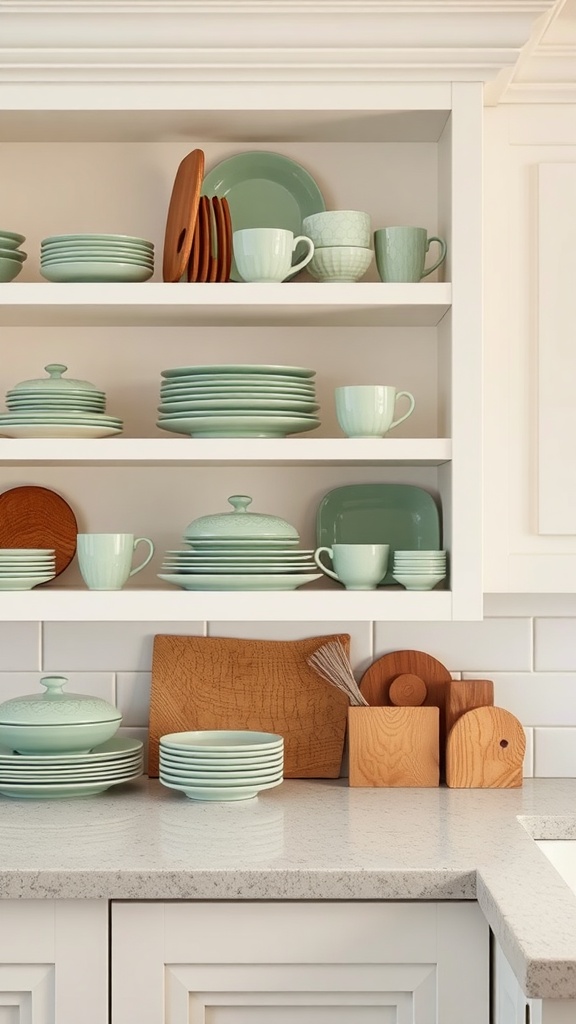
left=228, top=495, right=252, bottom=513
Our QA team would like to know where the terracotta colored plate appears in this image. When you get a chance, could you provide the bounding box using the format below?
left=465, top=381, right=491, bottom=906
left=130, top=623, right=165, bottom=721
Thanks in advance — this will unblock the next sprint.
left=197, top=197, right=211, bottom=284
left=187, top=199, right=202, bottom=283
left=221, top=197, right=233, bottom=282
left=207, top=199, right=218, bottom=283
left=212, top=197, right=228, bottom=283
left=162, top=148, right=205, bottom=282
left=0, top=485, right=78, bottom=577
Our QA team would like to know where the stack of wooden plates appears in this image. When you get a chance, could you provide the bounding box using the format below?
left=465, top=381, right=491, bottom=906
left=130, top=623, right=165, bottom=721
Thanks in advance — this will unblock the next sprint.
left=159, top=730, right=284, bottom=802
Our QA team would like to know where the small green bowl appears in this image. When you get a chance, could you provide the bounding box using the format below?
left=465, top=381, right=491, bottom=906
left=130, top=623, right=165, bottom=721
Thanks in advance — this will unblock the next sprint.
left=0, top=259, right=23, bottom=283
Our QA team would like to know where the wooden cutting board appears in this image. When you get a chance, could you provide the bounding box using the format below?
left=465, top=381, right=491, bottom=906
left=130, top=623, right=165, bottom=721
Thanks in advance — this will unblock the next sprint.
left=445, top=679, right=494, bottom=737
left=445, top=706, right=525, bottom=788
left=359, top=649, right=452, bottom=770
left=348, top=706, right=439, bottom=788
left=148, top=633, right=351, bottom=778
left=0, top=485, right=78, bottom=577
left=162, top=148, right=205, bottom=282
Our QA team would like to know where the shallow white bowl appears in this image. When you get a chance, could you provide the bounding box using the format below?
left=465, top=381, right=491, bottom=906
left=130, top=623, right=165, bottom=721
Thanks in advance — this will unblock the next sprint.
left=308, top=246, right=373, bottom=282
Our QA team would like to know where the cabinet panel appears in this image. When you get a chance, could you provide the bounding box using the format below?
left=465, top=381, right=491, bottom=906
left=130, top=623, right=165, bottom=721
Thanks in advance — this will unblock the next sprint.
left=111, top=901, right=489, bottom=1024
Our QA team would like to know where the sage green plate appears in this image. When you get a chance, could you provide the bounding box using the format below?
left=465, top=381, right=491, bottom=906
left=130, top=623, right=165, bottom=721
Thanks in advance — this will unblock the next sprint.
left=159, top=775, right=283, bottom=801
left=157, top=414, right=320, bottom=437
left=201, top=151, right=325, bottom=281
left=158, top=397, right=319, bottom=413
left=42, top=233, right=153, bottom=247
left=161, top=364, right=315, bottom=378
left=316, top=483, right=441, bottom=586
left=0, top=773, right=142, bottom=799
left=158, top=572, right=321, bottom=590
left=40, top=262, right=153, bottom=283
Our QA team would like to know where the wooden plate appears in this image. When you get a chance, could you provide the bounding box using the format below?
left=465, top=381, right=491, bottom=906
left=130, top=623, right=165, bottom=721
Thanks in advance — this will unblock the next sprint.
left=207, top=199, right=218, bottom=283
left=186, top=199, right=202, bottom=283
left=197, top=197, right=211, bottom=283
left=212, top=197, right=228, bottom=283
left=0, top=485, right=78, bottom=577
left=162, top=148, right=205, bottom=282
left=221, top=197, right=233, bottom=282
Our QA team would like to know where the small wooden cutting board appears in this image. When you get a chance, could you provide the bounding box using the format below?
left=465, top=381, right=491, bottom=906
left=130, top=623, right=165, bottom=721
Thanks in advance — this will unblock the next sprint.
left=162, top=148, right=205, bottom=282
left=149, top=633, right=350, bottom=778
left=445, top=706, right=525, bottom=788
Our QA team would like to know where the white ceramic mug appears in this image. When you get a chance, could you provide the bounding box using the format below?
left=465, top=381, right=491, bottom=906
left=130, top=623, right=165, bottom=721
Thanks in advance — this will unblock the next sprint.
left=314, top=543, right=390, bottom=590
left=77, top=533, right=155, bottom=590
left=233, top=227, right=314, bottom=283
left=335, top=385, right=415, bottom=438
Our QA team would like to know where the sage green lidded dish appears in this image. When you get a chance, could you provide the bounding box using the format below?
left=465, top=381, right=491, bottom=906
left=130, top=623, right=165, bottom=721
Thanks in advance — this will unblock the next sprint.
left=9, top=364, right=105, bottom=396
left=184, top=495, right=300, bottom=546
left=0, top=676, right=122, bottom=754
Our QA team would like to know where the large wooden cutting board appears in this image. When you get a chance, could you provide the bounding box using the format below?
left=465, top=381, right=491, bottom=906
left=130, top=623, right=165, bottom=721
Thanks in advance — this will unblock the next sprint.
left=148, top=633, right=351, bottom=778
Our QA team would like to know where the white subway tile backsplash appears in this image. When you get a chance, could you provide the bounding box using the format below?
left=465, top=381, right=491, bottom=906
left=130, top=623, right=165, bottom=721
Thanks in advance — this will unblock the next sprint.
left=462, top=671, right=576, bottom=726
left=207, top=621, right=373, bottom=677
left=534, top=728, right=576, bottom=777
left=116, top=673, right=151, bottom=728
left=373, top=618, right=532, bottom=672
left=0, top=672, right=114, bottom=703
left=0, top=623, right=41, bottom=671
left=523, top=728, right=534, bottom=778
left=43, top=621, right=203, bottom=672
left=535, top=618, right=576, bottom=671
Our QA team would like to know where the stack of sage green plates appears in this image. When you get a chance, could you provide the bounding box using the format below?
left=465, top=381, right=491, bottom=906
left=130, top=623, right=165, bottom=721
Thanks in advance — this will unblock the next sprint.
left=40, top=233, right=154, bottom=282
left=157, top=363, right=320, bottom=437
left=0, top=362, right=123, bottom=438
left=0, top=229, right=27, bottom=282
left=159, top=730, right=284, bottom=802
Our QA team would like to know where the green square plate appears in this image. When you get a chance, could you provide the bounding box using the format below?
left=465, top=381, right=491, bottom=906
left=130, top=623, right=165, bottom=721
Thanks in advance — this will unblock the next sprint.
left=316, top=483, right=441, bottom=586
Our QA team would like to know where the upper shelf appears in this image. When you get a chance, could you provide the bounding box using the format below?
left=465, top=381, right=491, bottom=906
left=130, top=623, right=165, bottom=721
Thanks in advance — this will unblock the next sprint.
left=0, top=283, right=452, bottom=328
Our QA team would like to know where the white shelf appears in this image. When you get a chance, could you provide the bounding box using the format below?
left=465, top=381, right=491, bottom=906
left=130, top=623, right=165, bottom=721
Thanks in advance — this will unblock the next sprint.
left=2, top=588, right=453, bottom=622
left=0, top=438, right=452, bottom=466
left=0, top=282, right=452, bottom=327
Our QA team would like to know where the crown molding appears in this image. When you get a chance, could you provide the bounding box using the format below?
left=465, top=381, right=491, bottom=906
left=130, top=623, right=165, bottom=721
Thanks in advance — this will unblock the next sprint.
left=0, top=0, right=555, bottom=85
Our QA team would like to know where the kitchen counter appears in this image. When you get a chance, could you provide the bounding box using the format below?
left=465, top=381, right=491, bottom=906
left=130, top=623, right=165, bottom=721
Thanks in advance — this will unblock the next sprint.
left=2, top=777, right=576, bottom=998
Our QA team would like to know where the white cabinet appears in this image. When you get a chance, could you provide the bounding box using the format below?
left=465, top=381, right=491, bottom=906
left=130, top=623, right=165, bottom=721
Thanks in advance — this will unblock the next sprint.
left=0, top=80, right=483, bottom=621
left=0, top=899, right=107, bottom=1024
left=111, top=900, right=489, bottom=1024
left=484, top=104, right=576, bottom=592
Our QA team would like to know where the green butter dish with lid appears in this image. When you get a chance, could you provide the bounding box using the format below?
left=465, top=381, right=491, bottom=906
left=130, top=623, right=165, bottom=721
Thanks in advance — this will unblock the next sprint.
left=0, top=675, right=122, bottom=755
left=184, top=495, right=300, bottom=544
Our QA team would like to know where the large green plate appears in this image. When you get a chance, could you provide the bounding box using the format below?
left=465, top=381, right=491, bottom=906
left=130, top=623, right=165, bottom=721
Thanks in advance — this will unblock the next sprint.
left=201, top=151, right=325, bottom=281
left=316, top=484, right=441, bottom=587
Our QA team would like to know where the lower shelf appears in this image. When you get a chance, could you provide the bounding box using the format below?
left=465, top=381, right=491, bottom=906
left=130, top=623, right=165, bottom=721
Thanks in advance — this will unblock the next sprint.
left=0, top=587, right=453, bottom=621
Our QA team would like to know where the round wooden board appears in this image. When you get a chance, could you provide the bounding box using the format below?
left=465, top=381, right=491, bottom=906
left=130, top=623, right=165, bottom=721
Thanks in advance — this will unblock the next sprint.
left=0, top=485, right=78, bottom=577
left=162, top=148, right=205, bottom=283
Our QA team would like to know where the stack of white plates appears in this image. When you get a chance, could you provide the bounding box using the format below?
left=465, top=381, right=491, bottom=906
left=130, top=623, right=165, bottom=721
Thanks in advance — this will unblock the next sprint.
left=392, top=549, right=447, bottom=591
left=157, top=364, right=320, bottom=437
left=0, top=363, right=123, bottom=439
left=159, top=730, right=284, bottom=801
left=0, top=548, right=56, bottom=590
left=0, top=737, right=143, bottom=799
left=40, top=233, right=154, bottom=283
left=158, top=547, right=321, bottom=591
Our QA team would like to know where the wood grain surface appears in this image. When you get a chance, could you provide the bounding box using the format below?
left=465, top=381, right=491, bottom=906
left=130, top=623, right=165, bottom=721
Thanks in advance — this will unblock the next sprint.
left=221, top=197, right=233, bottom=282
left=212, top=197, right=228, bottom=283
left=445, top=706, right=525, bottom=788
left=445, top=679, right=494, bottom=737
left=186, top=197, right=202, bottom=282
left=388, top=673, right=427, bottom=706
left=348, top=706, right=439, bottom=787
left=149, top=633, right=351, bottom=778
left=162, top=148, right=204, bottom=282
left=197, top=196, right=210, bottom=283
left=359, top=649, right=451, bottom=773
left=0, top=485, right=78, bottom=577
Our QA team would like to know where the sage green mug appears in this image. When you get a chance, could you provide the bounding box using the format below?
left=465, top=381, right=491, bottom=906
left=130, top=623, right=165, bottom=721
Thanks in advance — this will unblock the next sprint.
left=77, top=533, right=155, bottom=590
left=374, top=226, right=447, bottom=283
left=314, top=543, right=390, bottom=591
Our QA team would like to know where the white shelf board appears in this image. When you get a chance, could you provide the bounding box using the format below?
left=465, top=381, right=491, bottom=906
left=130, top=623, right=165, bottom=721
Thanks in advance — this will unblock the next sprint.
left=1, top=588, right=453, bottom=622
left=0, top=438, right=452, bottom=466
left=0, top=282, right=452, bottom=328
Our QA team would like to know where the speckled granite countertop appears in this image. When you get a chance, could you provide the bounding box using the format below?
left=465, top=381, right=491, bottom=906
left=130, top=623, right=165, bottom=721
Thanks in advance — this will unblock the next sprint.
left=2, top=777, right=576, bottom=999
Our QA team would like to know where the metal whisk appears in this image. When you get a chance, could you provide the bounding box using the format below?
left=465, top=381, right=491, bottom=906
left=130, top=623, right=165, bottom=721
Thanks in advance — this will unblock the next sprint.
left=307, top=639, right=369, bottom=707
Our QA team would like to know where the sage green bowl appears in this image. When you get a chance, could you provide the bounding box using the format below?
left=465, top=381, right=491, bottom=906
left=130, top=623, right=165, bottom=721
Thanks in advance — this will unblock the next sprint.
left=0, top=719, right=122, bottom=755
left=0, top=259, right=23, bottom=283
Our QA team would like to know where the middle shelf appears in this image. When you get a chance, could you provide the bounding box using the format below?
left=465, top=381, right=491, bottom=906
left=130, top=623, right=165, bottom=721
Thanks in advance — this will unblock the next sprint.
left=0, top=438, right=452, bottom=466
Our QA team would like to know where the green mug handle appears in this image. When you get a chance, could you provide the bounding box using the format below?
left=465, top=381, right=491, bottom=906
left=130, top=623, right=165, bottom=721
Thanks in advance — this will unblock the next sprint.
left=313, top=546, right=339, bottom=581
left=129, top=537, right=155, bottom=577
left=421, top=236, right=447, bottom=278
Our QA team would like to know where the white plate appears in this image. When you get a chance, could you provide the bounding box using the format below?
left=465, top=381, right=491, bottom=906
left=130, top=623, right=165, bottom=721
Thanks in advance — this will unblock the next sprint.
left=160, top=776, right=283, bottom=801
left=40, top=262, right=153, bottom=283
left=0, top=425, right=122, bottom=438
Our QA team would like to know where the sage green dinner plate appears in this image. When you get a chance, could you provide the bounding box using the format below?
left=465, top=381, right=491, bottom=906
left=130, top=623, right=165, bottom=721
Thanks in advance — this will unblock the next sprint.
left=158, top=397, right=319, bottom=413
left=161, top=364, right=315, bottom=378
left=158, top=572, right=321, bottom=590
left=316, top=483, right=441, bottom=586
left=201, top=151, right=325, bottom=281
left=158, top=414, right=320, bottom=437
left=40, top=262, right=153, bottom=283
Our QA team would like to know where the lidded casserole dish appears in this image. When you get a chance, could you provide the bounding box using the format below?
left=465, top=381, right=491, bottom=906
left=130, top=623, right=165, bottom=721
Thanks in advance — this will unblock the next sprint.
left=0, top=676, right=122, bottom=755
left=9, top=363, right=103, bottom=394
left=184, top=495, right=299, bottom=545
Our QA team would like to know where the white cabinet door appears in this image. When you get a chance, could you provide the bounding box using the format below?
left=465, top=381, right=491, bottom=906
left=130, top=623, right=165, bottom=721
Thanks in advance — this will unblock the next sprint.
left=484, top=105, right=576, bottom=592
left=112, top=901, right=488, bottom=1024
left=0, top=900, right=107, bottom=1024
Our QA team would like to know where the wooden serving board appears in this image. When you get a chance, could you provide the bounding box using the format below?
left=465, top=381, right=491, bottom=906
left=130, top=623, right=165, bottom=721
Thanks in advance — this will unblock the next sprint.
left=162, top=148, right=205, bottom=282
left=445, top=679, right=494, bottom=737
left=148, top=633, right=351, bottom=778
left=348, top=706, right=439, bottom=788
left=0, top=485, right=78, bottom=577
left=445, top=706, right=525, bottom=788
